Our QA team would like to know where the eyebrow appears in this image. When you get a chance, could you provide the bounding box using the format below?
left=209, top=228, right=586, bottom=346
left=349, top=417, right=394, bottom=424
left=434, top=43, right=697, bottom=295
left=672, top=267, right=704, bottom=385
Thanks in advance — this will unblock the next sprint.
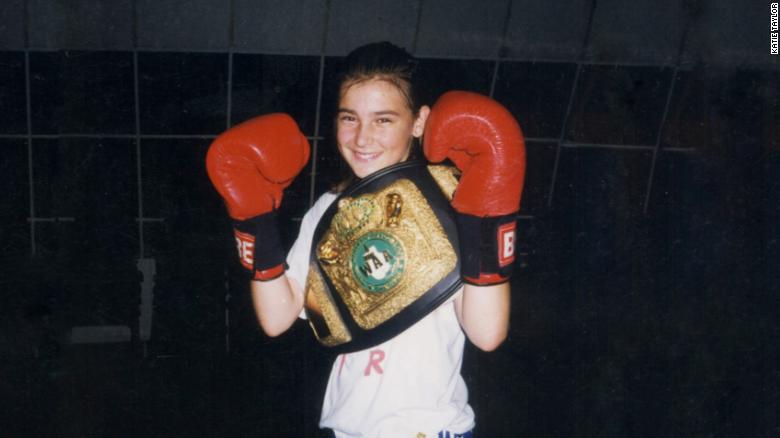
left=337, top=108, right=401, bottom=116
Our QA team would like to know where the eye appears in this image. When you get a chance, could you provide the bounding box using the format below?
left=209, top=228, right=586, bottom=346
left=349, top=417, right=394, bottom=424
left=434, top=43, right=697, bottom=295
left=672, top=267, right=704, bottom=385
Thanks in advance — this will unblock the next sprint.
left=338, top=114, right=356, bottom=123
left=376, top=117, right=393, bottom=124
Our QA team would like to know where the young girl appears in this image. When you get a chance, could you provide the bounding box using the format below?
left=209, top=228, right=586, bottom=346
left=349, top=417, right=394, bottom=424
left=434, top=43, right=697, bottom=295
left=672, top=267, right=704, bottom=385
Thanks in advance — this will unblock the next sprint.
left=207, top=41, right=524, bottom=437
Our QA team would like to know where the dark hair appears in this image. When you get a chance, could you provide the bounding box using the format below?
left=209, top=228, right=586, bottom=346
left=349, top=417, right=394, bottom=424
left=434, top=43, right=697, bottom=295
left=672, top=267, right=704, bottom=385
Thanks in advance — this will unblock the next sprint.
left=331, top=42, right=425, bottom=192
left=338, top=41, right=423, bottom=116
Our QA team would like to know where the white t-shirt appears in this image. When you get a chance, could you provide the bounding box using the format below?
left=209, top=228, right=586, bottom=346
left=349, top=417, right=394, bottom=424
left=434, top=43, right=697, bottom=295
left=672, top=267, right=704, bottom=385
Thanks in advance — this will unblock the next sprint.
left=286, top=192, right=475, bottom=437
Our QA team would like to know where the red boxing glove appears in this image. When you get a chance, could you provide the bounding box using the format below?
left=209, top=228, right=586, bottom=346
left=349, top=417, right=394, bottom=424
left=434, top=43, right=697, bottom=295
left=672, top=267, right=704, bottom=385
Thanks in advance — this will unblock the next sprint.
left=206, top=114, right=310, bottom=280
left=424, top=91, right=526, bottom=285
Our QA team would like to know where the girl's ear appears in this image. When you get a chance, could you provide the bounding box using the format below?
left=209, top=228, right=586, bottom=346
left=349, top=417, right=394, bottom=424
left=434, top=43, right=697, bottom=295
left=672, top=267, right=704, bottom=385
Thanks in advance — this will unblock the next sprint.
left=412, top=105, right=431, bottom=138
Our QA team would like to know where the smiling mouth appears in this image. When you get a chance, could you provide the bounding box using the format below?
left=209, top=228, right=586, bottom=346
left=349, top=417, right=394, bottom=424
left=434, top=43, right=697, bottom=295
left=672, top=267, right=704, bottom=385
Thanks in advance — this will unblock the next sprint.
left=353, top=151, right=381, bottom=162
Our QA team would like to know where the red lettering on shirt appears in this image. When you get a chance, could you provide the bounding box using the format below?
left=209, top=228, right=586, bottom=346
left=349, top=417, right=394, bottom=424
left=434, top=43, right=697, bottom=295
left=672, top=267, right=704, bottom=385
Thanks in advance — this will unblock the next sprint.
left=364, top=349, right=385, bottom=376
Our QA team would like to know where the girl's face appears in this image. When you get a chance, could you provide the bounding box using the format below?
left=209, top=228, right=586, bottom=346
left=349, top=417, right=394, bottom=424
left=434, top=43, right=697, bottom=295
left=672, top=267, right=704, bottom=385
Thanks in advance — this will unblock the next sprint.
left=336, top=78, right=429, bottom=178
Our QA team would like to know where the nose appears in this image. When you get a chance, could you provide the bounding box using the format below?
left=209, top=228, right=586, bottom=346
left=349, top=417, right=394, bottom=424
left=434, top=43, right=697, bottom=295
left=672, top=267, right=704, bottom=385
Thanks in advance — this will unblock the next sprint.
left=355, top=123, right=372, bottom=148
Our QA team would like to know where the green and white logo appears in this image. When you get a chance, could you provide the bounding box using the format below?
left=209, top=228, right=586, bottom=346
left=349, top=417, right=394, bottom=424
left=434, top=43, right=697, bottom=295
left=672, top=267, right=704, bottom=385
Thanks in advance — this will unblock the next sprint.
left=351, top=231, right=405, bottom=293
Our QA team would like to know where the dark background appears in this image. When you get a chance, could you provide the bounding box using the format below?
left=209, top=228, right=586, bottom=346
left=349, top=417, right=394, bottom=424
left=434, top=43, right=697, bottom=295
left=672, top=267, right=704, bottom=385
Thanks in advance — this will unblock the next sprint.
left=1, top=0, right=778, bottom=436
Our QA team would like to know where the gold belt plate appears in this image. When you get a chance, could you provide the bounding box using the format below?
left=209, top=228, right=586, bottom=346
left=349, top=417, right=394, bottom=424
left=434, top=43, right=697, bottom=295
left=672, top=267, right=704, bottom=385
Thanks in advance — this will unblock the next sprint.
left=314, top=178, right=457, bottom=331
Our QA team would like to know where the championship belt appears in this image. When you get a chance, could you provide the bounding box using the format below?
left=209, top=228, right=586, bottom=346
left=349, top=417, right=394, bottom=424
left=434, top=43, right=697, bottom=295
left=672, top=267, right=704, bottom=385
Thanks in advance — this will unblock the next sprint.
left=303, top=160, right=462, bottom=353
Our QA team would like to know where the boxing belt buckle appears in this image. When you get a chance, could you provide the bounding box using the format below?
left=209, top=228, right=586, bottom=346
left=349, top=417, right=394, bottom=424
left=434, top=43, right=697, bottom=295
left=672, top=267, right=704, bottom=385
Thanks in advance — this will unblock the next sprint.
left=303, top=161, right=462, bottom=353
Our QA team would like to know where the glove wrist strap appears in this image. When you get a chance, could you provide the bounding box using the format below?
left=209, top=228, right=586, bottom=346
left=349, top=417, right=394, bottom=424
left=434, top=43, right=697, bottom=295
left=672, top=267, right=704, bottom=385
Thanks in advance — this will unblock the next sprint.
left=233, top=210, right=286, bottom=281
left=456, top=212, right=517, bottom=286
